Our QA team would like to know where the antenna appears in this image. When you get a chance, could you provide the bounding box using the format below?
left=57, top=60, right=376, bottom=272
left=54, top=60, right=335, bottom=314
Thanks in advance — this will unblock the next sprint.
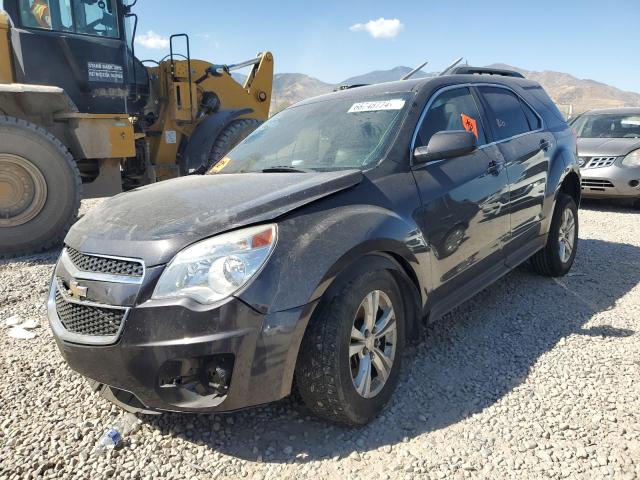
left=439, top=57, right=464, bottom=76
left=401, top=60, right=429, bottom=80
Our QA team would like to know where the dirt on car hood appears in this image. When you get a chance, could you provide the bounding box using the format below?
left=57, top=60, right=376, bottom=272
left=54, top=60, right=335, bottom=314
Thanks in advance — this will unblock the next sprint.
left=577, top=138, right=640, bottom=157
left=65, top=171, right=362, bottom=266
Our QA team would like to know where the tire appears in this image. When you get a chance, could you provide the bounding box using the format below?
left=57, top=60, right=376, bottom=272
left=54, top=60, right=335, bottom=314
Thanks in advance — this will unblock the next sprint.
left=205, top=119, right=261, bottom=171
left=530, top=193, right=578, bottom=277
left=0, top=116, right=81, bottom=257
left=296, top=269, right=405, bottom=426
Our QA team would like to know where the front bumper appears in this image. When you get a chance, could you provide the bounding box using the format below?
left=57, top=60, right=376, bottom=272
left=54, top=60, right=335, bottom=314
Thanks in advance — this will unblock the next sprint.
left=580, top=161, right=640, bottom=198
left=47, top=252, right=317, bottom=413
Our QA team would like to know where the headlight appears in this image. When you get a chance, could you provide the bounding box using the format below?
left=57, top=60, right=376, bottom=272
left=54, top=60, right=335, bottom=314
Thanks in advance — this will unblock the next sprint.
left=622, top=149, right=640, bottom=167
left=152, top=224, right=277, bottom=304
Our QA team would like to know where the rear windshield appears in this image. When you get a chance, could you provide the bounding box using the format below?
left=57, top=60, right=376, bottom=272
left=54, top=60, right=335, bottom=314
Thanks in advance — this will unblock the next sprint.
left=572, top=114, right=640, bottom=139
left=210, top=92, right=414, bottom=174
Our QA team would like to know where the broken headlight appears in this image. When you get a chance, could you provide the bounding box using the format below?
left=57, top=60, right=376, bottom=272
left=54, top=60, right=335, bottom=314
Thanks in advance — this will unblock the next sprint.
left=152, top=224, right=277, bottom=304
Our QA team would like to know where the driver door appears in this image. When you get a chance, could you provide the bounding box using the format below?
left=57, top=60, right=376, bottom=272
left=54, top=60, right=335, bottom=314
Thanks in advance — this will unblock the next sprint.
left=9, top=0, right=128, bottom=113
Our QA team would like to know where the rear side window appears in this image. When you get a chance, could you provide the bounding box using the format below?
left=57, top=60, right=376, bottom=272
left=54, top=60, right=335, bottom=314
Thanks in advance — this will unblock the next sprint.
left=521, top=100, right=542, bottom=131
left=479, top=86, right=531, bottom=141
left=416, top=87, right=487, bottom=147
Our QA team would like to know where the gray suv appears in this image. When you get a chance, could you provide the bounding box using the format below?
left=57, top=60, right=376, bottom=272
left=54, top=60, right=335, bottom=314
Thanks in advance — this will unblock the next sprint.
left=48, top=67, right=581, bottom=425
left=571, top=108, right=640, bottom=205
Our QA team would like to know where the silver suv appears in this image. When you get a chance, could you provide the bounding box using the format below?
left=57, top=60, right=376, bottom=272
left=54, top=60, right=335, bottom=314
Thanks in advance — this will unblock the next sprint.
left=571, top=108, right=640, bottom=205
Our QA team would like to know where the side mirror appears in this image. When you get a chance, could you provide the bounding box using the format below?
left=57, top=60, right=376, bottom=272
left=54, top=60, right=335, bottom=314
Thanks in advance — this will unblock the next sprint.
left=414, top=130, right=477, bottom=163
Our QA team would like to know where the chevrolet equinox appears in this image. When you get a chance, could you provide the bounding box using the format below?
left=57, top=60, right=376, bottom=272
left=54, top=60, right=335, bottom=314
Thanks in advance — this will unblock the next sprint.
left=48, top=66, right=581, bottom=425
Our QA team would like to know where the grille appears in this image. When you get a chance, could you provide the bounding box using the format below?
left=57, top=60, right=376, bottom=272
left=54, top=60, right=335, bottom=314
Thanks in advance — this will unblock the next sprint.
left=581, top=178, right=615, bottom=191
left=66, top=247, right=143, bottom=277
left=54, top=280, right=126, bottom=337
left=581, top=157, right=617, bottom=169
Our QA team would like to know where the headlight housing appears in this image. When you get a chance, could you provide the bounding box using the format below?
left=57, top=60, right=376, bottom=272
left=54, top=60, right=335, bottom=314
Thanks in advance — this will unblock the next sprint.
left=622, top=149, right=640, bottom=168
left=152, top=224, right=277, bottom=304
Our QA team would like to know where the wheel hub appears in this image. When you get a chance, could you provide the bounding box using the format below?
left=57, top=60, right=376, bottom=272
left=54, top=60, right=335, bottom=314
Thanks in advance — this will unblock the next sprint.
left=349, top=290, right=397, bottom=399
left=558, top=207, right=576, bottom=263
left=0, top=154, right=47, bottom=227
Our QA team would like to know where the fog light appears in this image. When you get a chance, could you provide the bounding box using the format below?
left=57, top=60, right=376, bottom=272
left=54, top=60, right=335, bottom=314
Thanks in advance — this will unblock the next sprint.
left=629, top=179, right=640, bottom=188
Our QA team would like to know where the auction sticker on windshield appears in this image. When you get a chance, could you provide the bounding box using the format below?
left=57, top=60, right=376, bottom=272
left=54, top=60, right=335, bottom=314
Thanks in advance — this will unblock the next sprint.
left=348, top=99, right=406, bottom=113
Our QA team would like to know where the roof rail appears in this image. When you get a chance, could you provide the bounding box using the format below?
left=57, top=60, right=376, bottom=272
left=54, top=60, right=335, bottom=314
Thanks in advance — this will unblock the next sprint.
left=334, top=84, right=369, bottom=92
left=449, top=66, right=525, bottom=78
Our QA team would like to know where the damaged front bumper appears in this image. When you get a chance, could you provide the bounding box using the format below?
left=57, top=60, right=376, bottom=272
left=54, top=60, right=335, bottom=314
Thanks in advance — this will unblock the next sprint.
left=47, top=249, right=317, bottom=414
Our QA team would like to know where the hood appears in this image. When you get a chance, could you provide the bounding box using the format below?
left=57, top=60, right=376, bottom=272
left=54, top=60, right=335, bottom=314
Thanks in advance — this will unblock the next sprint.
left=66, top=170, right=363, bottom=266
left=577, top=138, right=640, bottom=157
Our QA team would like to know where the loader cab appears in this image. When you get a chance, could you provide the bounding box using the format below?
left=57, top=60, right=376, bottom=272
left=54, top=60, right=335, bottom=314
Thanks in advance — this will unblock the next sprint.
left=3, top=0, right=148, bottom=114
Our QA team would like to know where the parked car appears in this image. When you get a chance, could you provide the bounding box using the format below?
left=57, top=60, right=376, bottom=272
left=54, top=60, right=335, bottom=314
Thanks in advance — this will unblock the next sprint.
left=570, top=108, right=640, bottom=206
left=48, top=67, right=581, bottom=425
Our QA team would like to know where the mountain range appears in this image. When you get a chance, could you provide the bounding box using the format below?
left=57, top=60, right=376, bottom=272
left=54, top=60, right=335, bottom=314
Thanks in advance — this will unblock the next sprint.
left=253, top=64, right=640, bottom=116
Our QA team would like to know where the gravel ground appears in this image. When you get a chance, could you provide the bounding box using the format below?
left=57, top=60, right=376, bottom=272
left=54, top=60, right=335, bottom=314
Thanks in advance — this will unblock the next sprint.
left=1, top=199, right=639, bottom=480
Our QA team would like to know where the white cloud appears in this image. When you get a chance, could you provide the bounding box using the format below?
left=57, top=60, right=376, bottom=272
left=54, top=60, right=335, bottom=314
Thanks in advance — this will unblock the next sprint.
left=136, top=31, right=169, bottom=49
left=350, top=17, right=404, bottom=39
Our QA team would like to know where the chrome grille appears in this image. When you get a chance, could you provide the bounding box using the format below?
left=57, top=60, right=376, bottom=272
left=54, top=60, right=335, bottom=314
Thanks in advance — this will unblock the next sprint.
left=54, top=278, right=126, bottom=337
left=581, top=157, right=617, bottom=169
left=581, top=178, right=615, bottom=190
left=66, top=247, right=143, bottom=277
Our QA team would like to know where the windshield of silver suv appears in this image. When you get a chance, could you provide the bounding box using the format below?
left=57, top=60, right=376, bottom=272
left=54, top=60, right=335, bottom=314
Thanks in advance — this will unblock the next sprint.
left=209, top=92, right=414, bottom=173
left=572, top=113, right=640, bottom=139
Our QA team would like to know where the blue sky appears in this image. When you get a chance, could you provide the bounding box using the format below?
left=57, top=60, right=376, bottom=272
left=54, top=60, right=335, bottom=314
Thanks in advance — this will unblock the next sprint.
left=3, top=0, right=640, bottom=92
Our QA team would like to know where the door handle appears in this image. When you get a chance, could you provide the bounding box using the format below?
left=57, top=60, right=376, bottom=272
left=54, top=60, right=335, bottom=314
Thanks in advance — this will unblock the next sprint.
left=540, top=139, right=551, bottom=151
left=486, top=160, right=503, bottom=176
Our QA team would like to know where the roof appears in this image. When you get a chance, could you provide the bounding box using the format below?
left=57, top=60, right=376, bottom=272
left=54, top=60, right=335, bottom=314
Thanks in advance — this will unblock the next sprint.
left=582, top=107, right=640, bottom=115
left=296, top=73, right=541, bottom=107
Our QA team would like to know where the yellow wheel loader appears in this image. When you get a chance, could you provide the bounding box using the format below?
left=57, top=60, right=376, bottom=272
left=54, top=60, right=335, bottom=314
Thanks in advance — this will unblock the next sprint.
left=0, top=0, right=273, bottom=257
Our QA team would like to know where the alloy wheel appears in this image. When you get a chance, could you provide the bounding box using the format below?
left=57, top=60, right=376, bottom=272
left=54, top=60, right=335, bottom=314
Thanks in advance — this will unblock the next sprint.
left=349, top=290, right=397, bottom=399
left=558, top=207, right=576, bottom=263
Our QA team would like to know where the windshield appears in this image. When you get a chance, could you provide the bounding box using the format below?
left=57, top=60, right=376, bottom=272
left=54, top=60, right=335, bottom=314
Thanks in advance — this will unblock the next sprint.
left=210, top=92, right=414, bottom=174
left=572, top=113, right=640, bottom=139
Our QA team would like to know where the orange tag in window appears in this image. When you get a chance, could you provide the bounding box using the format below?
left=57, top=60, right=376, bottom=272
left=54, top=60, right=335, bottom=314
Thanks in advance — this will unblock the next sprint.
left=461, top=113, right=479, bottom=139
left=210, top=156, right=231, bottom=174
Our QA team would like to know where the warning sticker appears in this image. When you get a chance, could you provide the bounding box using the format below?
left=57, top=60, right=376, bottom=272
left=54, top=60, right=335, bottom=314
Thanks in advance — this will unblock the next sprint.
left=165, top=130, right=177, bottom=144
left=210, top=156, right=231, bottom=174
left=461, top=113, right=479, bottom=139
left=348, top=99, right=406, bottom=113
left=87, top=62, right=124, bottom=84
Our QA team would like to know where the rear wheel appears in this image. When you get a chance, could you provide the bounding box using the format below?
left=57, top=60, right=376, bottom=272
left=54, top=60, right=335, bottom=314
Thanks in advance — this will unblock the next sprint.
left=205, top=119, right=261, bottom=171
left=530, top=193, right=578, bottom=276
left=0, top=116, right=81, bottom=257
left=296, top=269, right=405, bottom=425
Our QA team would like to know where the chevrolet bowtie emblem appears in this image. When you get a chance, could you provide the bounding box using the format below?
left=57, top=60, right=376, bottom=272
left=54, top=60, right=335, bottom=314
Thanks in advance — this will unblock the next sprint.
left=69, top=280, right=88, bottom=300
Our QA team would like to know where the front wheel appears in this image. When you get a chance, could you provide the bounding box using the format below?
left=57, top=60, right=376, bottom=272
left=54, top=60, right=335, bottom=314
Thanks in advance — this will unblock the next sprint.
left=295, top=269, right=405, bottom=425
left=530, top=193, right=579, bottom=276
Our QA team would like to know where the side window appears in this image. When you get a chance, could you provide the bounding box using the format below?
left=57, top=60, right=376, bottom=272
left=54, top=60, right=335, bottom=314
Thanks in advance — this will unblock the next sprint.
left=521, top=99, right=542, bottom=131
left=416, top=87, right=487, bottom=147
left=479, top=86, right=531, bottom=141
left=19, top=0, right=118, bottom=37
left=74, top=0, right=118, bottom=38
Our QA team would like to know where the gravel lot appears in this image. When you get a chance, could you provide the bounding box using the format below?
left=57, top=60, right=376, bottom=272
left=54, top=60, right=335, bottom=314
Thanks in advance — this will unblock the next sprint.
left=1, top=199, right=639, bottom=480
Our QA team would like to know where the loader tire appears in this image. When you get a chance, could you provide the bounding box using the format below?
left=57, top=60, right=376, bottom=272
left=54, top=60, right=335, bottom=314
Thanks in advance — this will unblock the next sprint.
left=0, top=116, right=81, bottom=258
left=206, top=119, right=261, bottom=171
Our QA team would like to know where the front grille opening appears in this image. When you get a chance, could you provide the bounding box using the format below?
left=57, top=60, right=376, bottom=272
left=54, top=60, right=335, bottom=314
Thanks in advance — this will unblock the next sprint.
left=66, top=247, right=143, bottom=277
left=582, top=157, right=617, bottom=169
left=581, top=178, right=615, bottom=191
left=54, top=280, right=126, bottom=337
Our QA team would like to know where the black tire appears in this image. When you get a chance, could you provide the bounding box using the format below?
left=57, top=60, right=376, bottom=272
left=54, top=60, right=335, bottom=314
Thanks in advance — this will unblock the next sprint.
left=205, top=119, right=261, bottom=171
left=530, top=193, right=579, bottom=277
left=296, top=269, right=405, bottom=426
left=0, top=116, right=81, bottom=258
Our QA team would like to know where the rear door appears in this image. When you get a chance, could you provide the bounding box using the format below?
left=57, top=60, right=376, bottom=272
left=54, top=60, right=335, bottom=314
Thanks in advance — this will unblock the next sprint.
left=476, top=85, right=552, bottom=256
left=411, top=86, right=511, bottom=302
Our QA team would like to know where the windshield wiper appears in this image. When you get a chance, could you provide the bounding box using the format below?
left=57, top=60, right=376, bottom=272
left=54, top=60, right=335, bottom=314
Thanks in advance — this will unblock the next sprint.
left=261, top=166, right=315, bottom=173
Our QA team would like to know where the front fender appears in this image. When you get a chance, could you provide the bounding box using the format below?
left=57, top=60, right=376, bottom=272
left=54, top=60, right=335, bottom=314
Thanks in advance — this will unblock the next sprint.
left=237, top=203, right=431, bottom=314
